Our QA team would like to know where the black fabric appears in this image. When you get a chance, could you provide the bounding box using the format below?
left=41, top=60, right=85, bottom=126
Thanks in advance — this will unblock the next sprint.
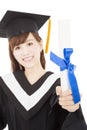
left=0, top=71, right=60, bottom=119
left=61, top=107, right=87, bottom=130
left=0, top=10, right=50, bottom=38
left=13, top=71, right=54, bottom=95
left=0, top=70, right=87, bottom=130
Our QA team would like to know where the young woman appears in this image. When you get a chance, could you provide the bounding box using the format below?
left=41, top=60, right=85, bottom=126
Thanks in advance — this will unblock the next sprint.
left=0, top=10, right=87, bottom=130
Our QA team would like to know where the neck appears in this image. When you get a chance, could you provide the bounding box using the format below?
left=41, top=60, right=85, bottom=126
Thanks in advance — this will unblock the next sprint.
left=24, top=65, right=46, bottom=85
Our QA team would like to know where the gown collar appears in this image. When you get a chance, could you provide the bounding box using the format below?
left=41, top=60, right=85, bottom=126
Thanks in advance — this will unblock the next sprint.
left=1, top=71, right=59, bottom=119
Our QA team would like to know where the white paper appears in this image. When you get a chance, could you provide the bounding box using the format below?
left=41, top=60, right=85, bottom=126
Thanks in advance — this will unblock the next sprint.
left=58, top=20, right=71, bottom=91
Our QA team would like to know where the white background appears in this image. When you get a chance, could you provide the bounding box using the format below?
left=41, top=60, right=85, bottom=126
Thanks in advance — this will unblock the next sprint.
left=0, top=0, right=87, bottom=129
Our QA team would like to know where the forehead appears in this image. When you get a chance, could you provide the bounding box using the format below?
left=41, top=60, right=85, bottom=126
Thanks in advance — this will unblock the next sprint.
left=25, top=33, right=36, bottom=41
left=15, top=33, right=38, bottom=46
left=9, top=32, right=42, bottom=51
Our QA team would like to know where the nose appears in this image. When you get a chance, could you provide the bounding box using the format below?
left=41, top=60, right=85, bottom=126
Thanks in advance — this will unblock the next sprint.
left=22, top=46, right=30, bottom=56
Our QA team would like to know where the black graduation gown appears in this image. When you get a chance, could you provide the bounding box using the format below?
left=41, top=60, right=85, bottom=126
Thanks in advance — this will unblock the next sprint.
left=0, top=70, right=87, bottom=130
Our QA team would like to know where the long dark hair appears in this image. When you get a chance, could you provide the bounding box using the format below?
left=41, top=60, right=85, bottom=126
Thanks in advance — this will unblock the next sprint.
left=8, top=32, right=46, bottom=72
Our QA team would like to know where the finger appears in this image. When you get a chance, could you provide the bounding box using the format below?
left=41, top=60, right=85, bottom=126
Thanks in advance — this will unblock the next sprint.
left=60, top=93, right=82, bottom=102
left=59, top=100, right=74, bottom=106
left=61, top=103, right=80, bottom=112
left=61, top=89, right=72, bottom=97
left=56, top=86, right=62, bottom=96
left=59, top=95, right=73, bottom=101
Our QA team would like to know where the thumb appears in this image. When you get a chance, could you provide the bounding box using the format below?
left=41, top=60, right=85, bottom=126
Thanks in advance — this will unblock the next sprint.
left=56, top=86, right=62, bottom=96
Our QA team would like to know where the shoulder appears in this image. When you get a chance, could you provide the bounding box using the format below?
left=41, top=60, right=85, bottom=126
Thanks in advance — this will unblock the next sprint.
left=47, top=71, right=60, bottom=86
left=46, top=71, right=60, bottom=79
left=0, top=70, right=21, bottom=82
left=0, top=72, right=13, bottom=83
left=0, top=71, right=16, bottom=91
left=0, top=74, right=8, bottom=103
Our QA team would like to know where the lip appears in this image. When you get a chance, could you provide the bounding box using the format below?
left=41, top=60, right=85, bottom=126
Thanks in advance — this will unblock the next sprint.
left=22, top=56, right=33, bottom=61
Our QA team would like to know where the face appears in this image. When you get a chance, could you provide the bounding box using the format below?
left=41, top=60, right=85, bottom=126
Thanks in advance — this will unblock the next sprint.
left=13, top=33, right=43, bottom=69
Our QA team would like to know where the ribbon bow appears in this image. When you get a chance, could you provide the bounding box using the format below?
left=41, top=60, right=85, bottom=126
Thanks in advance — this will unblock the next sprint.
left=50, top=48, right=80, bottom=103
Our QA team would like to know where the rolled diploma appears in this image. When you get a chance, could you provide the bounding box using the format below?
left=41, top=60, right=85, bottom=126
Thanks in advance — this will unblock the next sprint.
left=58, top=20, right=71, bottom=91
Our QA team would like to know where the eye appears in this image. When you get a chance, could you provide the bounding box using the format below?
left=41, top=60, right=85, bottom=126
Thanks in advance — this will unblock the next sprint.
left=27, top=42, right=33, bottom=46
left=14, top=46, right=20, bottom=50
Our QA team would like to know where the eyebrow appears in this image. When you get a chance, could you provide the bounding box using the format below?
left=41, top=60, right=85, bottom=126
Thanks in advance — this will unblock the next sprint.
left=26, top=39, right=34, bottom=42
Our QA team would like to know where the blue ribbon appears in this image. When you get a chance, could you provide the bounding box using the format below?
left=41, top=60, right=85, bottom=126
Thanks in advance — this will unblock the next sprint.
left=50, top=48, right=80, bottom=104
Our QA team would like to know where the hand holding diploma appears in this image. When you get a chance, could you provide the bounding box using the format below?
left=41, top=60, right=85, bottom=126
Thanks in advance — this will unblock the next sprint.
left=56, top=86, right=80, bottom=112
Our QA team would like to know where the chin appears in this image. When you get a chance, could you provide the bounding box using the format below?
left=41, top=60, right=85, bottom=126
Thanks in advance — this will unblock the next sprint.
left=24, top=64, right=34, bottom=69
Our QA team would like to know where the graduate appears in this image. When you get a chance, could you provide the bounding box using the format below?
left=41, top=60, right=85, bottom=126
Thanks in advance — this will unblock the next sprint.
left=0, top=10, right=87, bottom=130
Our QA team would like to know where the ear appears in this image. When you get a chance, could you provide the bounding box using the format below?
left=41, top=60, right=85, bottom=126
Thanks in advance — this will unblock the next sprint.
left=39, top=40, right=43, bottom=52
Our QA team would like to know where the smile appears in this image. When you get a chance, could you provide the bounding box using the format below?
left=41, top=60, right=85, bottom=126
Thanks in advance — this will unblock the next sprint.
left=23, top=56, right=33, bottom=61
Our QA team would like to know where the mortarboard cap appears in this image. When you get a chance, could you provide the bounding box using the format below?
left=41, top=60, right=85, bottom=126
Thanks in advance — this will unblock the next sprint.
left=0, top=10, right=50, bottom=39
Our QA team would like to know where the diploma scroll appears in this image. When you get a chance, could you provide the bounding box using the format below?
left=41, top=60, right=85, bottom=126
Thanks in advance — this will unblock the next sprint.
left=50, top=20, right=80, bottom=104
left=58, top=20, right=71, bottom=92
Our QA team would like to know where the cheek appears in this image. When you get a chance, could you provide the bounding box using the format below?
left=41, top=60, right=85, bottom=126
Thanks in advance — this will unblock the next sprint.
left=13, top=51, right=21, bottom=60
left=34, top=48, right=41, bottom=57
left=34, top=44, right=42, bottom=54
